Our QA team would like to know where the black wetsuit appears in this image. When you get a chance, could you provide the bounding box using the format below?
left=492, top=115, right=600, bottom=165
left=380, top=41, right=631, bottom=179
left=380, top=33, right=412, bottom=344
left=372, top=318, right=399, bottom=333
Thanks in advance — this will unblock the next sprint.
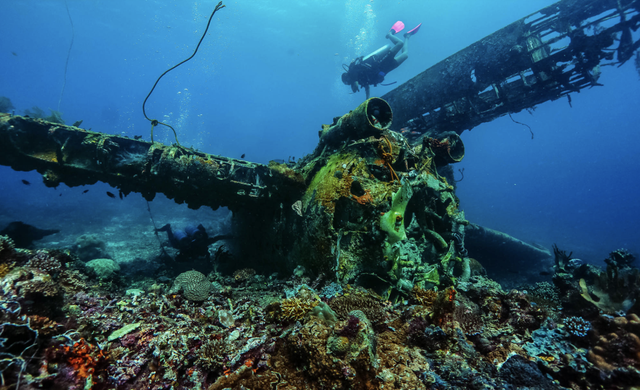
left=157, top=223, right=211, bottom=261
left=348, top=55, right=388, bottom=89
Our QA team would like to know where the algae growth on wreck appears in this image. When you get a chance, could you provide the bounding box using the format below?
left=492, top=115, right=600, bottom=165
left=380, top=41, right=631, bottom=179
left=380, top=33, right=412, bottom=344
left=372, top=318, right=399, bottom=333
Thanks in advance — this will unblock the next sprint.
left=1, top=0, right=640, bottom=389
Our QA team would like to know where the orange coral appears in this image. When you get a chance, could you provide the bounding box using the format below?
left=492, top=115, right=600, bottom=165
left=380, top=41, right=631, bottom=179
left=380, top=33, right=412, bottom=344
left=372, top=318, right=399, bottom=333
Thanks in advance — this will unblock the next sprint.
left=351, top=189, right=373, bottom=205
left=63, top=338, right=105, bottom=379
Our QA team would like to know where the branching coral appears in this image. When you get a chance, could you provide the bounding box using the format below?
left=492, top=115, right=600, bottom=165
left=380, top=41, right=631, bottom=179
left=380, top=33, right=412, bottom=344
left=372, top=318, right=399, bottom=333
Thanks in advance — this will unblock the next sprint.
left=411, top=285, right=438, bottom=308
left=563, top=316, right=591, bottom=337
left=25, top=250, right=62, bottom=274
left=197, top=337, right=231, bottom=371
left=552, top=243, right=573, bottom=273
left=280, top=297, right=317, bottom=321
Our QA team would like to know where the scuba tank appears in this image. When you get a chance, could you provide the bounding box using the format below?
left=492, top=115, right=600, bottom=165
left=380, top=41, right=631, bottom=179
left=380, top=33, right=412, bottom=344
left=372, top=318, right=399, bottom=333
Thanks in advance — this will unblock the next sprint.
left=363, top=45, right=390, bottom=62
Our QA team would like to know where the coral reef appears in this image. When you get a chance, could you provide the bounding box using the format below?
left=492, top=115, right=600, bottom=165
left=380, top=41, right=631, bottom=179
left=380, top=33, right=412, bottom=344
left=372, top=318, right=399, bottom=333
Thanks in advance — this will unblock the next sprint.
left=1, top=231, right=639, bottom=389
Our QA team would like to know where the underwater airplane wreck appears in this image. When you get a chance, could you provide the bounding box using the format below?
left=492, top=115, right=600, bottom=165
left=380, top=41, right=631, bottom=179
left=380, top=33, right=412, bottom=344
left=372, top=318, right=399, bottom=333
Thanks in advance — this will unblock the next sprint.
left=1, top=0, right=639, bottom=388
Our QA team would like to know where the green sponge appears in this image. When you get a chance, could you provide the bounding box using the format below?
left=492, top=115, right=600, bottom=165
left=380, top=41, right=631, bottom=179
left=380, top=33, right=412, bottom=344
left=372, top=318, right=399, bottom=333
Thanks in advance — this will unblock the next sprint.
left=380, top=179, right=413, bottom=244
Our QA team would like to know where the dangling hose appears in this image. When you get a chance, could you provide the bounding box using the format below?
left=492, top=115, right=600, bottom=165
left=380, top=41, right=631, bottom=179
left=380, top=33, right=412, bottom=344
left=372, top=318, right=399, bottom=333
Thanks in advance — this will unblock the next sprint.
left=142, top=1, right=226, bottom=145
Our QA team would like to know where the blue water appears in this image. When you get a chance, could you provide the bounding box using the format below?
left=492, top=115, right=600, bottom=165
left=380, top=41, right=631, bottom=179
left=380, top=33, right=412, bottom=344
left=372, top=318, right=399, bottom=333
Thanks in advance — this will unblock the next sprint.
left=1, top=0, right=638, bottom=266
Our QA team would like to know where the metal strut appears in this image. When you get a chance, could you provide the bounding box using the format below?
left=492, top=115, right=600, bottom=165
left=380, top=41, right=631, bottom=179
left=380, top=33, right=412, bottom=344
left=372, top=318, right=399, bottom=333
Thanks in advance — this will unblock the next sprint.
left=383, top=0, right=640, bottom=138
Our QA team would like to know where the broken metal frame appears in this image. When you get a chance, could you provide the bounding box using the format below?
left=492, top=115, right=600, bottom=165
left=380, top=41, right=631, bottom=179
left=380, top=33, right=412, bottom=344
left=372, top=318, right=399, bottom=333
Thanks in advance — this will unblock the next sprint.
left=383, top=0, right=640, bottom=137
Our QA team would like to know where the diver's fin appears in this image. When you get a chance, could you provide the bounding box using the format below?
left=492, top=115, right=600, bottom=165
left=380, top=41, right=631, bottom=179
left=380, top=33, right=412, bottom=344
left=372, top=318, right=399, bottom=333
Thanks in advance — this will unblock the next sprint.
left=406, top=23, right=422, bottom=36
left=156, top=223, right=171, bottom=232
left=390, top=21, right=405, bottom=34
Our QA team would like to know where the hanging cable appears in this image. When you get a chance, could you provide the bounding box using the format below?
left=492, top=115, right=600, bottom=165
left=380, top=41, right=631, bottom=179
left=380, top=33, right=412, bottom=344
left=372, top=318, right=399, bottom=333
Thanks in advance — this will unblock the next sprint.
left=142, top=1, right=226, bottom=145
left=509, top=113, right=534, bottom=139
left=146, top=200, right=170, bottom=260
left=58, top=0, right=75, bottom=112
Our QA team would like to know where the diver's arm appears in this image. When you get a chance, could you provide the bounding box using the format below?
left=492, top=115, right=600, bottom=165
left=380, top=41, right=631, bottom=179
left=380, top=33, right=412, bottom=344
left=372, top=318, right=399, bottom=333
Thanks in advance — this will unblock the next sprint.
left=365, top=84, right=371, bottom=99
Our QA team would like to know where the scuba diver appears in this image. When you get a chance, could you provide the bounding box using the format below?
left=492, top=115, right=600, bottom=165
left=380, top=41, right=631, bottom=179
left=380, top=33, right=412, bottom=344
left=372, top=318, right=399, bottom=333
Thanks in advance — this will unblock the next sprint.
left=342, top=21, right=421, bottom=99
left=156, top=223, right=215, bottom=262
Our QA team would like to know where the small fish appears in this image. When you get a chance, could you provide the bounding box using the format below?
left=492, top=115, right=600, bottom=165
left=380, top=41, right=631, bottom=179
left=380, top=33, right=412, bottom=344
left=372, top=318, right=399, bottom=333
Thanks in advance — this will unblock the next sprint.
left=82, top=189, right=89, bottom=194
left=21, top=180, right=31, bottom=185
left=11, top=52, right=17, bottom=56
left=134, top=135, right=142, bottom=140
left=539, top=271, right=552, bottom=276
left=410, top=131, right=421, bottom=135
left=241, top=153, right=246, bottom=159
left=118, top=191, right=124, bottom=200
left=59, top=193, right=62, bottom=197
left=72, top=120, right=83, bottom=127
left=106, top=191, right=116, bottom=198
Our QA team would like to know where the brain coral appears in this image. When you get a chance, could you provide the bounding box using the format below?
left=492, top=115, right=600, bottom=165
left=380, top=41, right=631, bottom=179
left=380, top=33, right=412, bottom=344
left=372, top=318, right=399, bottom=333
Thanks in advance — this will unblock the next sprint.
left=172, top=270, right=212, bottom=302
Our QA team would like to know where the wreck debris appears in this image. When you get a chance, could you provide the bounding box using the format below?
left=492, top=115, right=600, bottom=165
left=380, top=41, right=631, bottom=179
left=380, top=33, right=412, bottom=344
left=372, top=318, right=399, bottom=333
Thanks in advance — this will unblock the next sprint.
left=317, top=97, right=392, bottom=149
left=384, top=0, right=640, bottom=138
left=0, top=114, right=303, bottom=211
